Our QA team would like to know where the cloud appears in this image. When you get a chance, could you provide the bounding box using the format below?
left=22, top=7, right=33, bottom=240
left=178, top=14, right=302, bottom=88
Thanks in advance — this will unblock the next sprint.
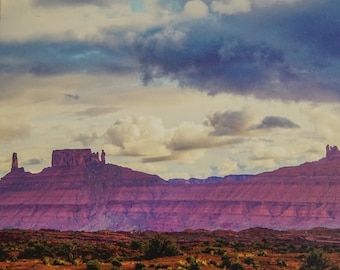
left=206, top=110, right=253, bottom=136
left=210, top=0, right=303, bottom=15
left=64, top=93, right=79, bottom=101
left=106, top=115, right=169, bottom=157
left=132, top=1, right=340, bottom=101
left=167, top=122, right=213, bottom=151
left=23, top=158, right=44, bottom=165
left=74, top=107, right=118, bottom=117
left=105, top=115, right=233, bottom=162
left=2, top=1, right=340, bottom=102
left=0, top=118, right=30, bottom=142
left=133, top=20, right=298, bottom=98
left=183, top=0, right=209, bottom=19
left=210, top=0, right=252, bottom=15
left=254, top=116, right=300, bottom=129
left=32, top=0, right=112, bottom=7
left=0, top=41, right=135, bottom=76
left=73, top=132, right=98, bottom=147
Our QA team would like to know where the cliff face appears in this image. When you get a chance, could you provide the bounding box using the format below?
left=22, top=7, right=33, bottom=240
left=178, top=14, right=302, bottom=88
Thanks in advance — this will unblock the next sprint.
left=0, top=148, right=339, bottom=231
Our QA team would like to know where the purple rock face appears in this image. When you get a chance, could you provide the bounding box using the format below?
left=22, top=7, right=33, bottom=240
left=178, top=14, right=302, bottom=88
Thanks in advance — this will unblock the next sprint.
left=0, top=148, right=339, bottom=232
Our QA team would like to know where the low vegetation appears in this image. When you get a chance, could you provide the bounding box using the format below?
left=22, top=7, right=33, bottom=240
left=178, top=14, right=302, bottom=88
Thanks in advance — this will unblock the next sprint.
left=0, top=228, right=339, bottom=269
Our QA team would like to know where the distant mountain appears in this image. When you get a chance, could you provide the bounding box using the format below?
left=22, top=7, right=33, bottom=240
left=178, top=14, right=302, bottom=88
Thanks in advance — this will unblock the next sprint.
left=0, top=146, right=339, bottom=231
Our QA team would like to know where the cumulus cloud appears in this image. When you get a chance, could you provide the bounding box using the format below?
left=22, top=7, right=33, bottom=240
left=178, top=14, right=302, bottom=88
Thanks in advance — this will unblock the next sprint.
left=210, top=0, right=303, bottom=15
left=167, top=122, right=213, bottom=151
left=106, top=115, right=169, bottom=157
left=254, top=116, right=300, bottom=129
left=105, top=115, right=231, bottom=162
left=251, top=143, right=288, bottom=161
left=206, top=110, right=252, bottom=136
left=73, top=132, right=98, bottom=147
left=183, top=0, right=209, bottom=19
left=210, top=0, right=252, bottom=15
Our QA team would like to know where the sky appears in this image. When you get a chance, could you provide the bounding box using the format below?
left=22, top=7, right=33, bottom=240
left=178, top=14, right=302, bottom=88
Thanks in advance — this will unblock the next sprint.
left=0, top=0, right=340, bottom=180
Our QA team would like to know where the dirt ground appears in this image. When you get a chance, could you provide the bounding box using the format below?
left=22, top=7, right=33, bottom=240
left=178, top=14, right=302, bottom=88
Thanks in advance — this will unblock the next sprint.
left=0, top=228, right=339, bottom=270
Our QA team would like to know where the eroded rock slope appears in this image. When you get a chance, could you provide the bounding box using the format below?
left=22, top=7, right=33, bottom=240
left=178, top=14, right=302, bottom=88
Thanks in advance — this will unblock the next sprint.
left=0, top=147, right=339, bottom=231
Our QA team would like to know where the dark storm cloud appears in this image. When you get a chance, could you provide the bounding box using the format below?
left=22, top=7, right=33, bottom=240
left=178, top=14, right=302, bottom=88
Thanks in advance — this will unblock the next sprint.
left=131, top=0, right=340, bottom=100
left=254, top=116, right=300, bottom=129
left=133, top=21, right=291, bottom=96
left=32, top=0, right=112, bottom=7
left=1, top=1, right=340, bottom=101
left=206, top=111, right=251, bottom=136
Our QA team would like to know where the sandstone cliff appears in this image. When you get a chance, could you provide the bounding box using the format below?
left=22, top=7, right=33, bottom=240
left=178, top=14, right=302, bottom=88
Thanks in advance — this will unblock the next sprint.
left=0, top=147, right=339, bottom=231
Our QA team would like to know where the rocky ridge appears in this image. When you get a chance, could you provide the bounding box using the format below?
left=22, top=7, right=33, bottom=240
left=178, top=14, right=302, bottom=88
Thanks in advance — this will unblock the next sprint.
left=0, top=145, right=339, bottom=231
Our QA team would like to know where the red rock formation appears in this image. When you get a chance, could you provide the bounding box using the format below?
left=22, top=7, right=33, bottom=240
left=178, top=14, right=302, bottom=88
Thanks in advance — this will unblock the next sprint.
left=11, top=152, right=18, bottom=170
left=0, top=147, right=339, bottom=231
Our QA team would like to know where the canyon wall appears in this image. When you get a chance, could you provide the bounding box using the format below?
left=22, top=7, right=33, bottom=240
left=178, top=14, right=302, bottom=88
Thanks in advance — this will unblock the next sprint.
left=0, top=148, right=339, bottom=231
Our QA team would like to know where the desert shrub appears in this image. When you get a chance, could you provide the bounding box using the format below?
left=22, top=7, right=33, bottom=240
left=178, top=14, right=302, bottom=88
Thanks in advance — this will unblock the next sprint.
left=257, top=250, right=267, bottom=257
left=135, top=261, right=146, bottom=270
left=111, top=258, right=122, bottom=267
left=130, top=240, right=143, bottom=250
left=53, top=258, right=66, bottom=265
left=155, top=263, right=170, bottom=269
left=10, top=255, right=18, bottom=262
left=117, top=241, right=128, bottom=248
left=214, top=239, right=229, bottom=247
left=243, top=256, right=256, bottom=266
left=0, top=244, right=8, bottom=262
left=18, top=241, right=51, bottom=259
left=53, top=242, right=78, bottom=262
left=230, top=262, right=245, bottom=270
left=143, top=234, right=180, bottom=259
left=219, top=253, right=231, bottom=268
left=208, top=259, right=217, bottom=267
left=233, top=242, right=246, bottom=252
left=184, top=256, right=206, bottom=270
left=299, top=249, right=330, bottom=270
left=86, top=259, right=102, bottom=270
left=276, top=259, right=288, bottom=267
left=202, top=246, right=215, bottom=254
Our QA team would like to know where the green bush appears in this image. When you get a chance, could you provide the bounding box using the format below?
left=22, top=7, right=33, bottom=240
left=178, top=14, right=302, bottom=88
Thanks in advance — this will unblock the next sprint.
left=53, top=258, right=66, bottom=265
left=299, top=249, right=330, bottom=270
left=86, top=259, right=102, bottom=270
left=111, top=258, right=122, bottom=267
left=130, top=240, right=143, bottom=250
left=276, top=259, right=288, bottom=267
left=186, top=256, right=202, bottom=270
left=230, top=262, right=245, bottom=270
left=135, top=261, right=146, bottom=270
left=220, top=253, right=231, bottom=268
left=243, top=256, right=256, bottom=266
left=143, top=234, right=180, bottom=259
left=0, top=244, right=8, bottom=262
